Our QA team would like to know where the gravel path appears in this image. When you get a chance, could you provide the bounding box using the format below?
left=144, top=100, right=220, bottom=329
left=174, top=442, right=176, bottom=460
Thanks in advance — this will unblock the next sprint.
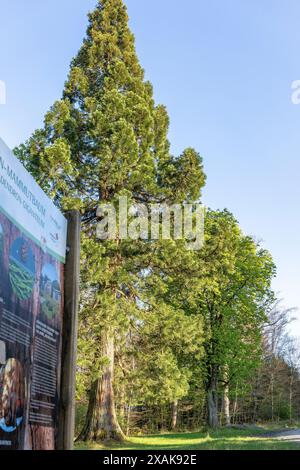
left=267, top=428, right=300, bottom=443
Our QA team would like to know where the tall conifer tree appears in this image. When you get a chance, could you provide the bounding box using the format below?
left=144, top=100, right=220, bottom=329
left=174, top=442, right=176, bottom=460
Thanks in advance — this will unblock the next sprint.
left=16, top=0, right=206, bottom=440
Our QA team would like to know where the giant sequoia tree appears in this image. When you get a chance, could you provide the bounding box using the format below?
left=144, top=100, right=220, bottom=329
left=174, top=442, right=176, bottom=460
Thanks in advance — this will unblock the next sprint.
left=16, top=0, right=206, bottom=441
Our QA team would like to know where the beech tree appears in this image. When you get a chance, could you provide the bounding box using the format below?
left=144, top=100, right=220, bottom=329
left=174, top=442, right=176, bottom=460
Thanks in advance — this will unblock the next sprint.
left=189, top=210, right=276, bottom=427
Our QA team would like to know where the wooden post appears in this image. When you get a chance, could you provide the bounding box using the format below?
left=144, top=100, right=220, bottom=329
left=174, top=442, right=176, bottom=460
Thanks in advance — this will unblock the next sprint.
left=57, top=210, right=80, bottom=450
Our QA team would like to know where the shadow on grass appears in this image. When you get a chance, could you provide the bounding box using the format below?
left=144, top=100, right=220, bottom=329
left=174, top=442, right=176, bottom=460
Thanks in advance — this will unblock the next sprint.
left=75, top=427, right=300, bottom=451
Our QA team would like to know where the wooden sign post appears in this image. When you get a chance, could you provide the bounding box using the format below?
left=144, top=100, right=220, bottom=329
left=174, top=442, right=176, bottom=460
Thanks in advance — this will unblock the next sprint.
left=58, top=211, right=80, bottom=450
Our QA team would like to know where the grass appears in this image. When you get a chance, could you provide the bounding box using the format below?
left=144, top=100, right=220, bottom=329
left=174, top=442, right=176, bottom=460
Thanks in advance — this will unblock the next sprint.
left=75, top=426, right=300, bottom=451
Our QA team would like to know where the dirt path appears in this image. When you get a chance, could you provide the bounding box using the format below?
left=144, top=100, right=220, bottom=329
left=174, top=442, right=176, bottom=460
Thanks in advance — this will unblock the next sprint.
left=267, top=428, right=300, bottom=443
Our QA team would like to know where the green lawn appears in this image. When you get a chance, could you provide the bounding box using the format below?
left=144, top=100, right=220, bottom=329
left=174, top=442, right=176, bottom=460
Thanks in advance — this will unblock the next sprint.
left=76, top=426, right=300, bottom=451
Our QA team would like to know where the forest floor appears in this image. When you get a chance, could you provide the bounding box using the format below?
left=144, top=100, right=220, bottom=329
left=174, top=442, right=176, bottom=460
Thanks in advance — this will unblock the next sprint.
left=75, top=425, right=300, bottom=450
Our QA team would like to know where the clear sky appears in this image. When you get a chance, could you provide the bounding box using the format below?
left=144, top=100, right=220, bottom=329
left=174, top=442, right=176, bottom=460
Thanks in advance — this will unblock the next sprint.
left=0, top=0, right=299, bottom=335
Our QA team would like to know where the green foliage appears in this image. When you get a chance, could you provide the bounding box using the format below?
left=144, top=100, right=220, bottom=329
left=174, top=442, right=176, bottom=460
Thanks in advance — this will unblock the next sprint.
left=183, top=210, right=276, bottom=419
left=40, top=294, right=59, bottom=320
left=9, top=260, right=35, bottom=300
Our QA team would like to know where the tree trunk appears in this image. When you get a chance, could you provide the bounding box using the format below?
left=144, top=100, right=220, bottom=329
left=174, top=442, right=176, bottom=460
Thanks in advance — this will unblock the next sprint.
left=270, top=370, right=274, bottom=422
left=223, top=383, right=230, bottom=426
left=171, top=400, right=178, bottom=430
left=77, top=331, right=124, bottom=442
left=289, top=374, right=293, bottom=424
left=126, top=396, right=132, bottom=437
left=232, top=384, right=238, bottom=424
left=222, top=366, right=230, bottom=426
left=207, top=365, right=219, bottom=428
left=118, top=384, right=125, bottom=421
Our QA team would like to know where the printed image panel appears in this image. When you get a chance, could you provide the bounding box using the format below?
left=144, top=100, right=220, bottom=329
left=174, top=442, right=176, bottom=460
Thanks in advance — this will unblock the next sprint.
left=0, top=213, right=64, bottom=450
left=9, top=238, right=36, bottom=301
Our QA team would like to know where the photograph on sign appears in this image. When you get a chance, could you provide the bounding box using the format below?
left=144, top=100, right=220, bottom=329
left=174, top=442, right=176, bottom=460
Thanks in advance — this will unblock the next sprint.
left=0, top=138, right=67, bottom=450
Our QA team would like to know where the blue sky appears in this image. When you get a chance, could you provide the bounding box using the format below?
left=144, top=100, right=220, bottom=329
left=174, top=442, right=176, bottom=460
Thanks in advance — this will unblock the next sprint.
left=0, top=0, right=300, bottom=334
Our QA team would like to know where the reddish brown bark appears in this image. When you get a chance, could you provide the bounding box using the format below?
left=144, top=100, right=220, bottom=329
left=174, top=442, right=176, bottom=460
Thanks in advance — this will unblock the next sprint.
left=78, top=331, right=124, bottom=442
